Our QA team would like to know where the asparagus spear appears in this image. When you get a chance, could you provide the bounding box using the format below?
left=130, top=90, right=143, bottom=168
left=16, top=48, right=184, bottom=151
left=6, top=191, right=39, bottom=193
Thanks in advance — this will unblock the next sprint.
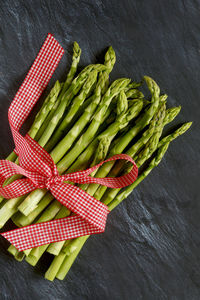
left=157, top=122, right=192, bottom=147
left=18, top=78, right=130, bottom=216
left=63, top=41, right=81, bottom=90
left=11, top=193, right=55, bottom=227
left=11, top=107, right=113, bottom=229
left=24, top=95, right=143, bottom=259
left=51, top=123, right=191, bottom=281
left=56, top=78, right=131, bottom=172
left=103, top=122, right=192, bottom=207
left=44, top=104, right=178, bottom=273
left=110, top=76, right=160, bottom=153
left=0, top=45, right=82, bottom=203
left=35, top=43, right=81, bottom=141
left=93, top=105, right=182, bottom=201
left=92, top=103, right=165, bottom=199
left=15, top=49, right=116, bottom=216
left=3, top=80, right=62, bottom=165
left=29, top=80, right=62, bottom=139
left=46, top=46, right=116, bottom=156
left=83, top=76, right=161, bottom=197
left=8, top=111, right=114, bottom=259
left=44, top=96, right=143, bottom=256
left=37, top=64, right=105, bottom=148
left=25, top=205, right=70, bottom=264
left=30, top=42, right=81, bottom=144
left=0, top=80, right=62, bottom=204
left=46, top=142, right=170, bottom=281
left=125, top=89, right=144, bottom=99
left=43, top=69, right=98, bottom=153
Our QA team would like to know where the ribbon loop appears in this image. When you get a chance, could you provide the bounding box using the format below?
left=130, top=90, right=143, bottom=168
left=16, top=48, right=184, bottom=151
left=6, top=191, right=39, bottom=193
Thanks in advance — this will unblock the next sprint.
left=0, top=34, right=138, bottom=251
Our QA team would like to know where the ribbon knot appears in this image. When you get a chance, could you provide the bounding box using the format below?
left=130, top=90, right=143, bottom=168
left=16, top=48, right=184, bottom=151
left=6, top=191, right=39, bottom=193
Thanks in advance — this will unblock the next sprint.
left=0, top=34, right=138, bottom=251
left=44, top=175, right=62, bottom=190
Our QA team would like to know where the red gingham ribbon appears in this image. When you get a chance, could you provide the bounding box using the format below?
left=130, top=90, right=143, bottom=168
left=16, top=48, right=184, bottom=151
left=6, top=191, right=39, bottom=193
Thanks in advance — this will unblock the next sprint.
left=0, top=34, right=138, bottom=251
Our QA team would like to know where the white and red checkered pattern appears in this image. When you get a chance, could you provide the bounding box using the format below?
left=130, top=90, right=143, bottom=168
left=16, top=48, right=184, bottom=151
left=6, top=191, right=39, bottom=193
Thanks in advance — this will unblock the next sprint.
left=0, top=35, right=138, bottom=251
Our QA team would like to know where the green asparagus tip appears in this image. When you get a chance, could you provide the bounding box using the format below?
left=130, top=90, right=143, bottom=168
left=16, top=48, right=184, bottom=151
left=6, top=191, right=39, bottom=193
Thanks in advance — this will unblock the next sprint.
left=180, top=122, right=192, bottom=133
left=164, top=106, right=181, bottom=125
left=96, top=137, right=110, bottom=161
left=160, top=94, right=168, bottom=102
left=104, top=46, right=116, bottom=71
left=170, top=105, right=181, bottom=117
left=143, top=76, right=160, bottom=96
left=73, top=41, right=81, bottom=56
left=127, top=99, right=143, bottom=119
left=117, top=91, right=128, bottom=115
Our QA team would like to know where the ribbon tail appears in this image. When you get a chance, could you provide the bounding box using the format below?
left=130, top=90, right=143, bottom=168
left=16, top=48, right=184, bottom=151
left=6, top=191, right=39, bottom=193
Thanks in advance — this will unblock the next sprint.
left=1, top=215, right=103, bottom=251
left=1, top=182, right=109, bottom=251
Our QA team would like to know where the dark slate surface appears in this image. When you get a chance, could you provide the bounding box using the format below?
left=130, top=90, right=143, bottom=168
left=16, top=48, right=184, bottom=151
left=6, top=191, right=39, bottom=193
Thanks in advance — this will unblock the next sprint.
left=0, top=0, right=200, bottom=299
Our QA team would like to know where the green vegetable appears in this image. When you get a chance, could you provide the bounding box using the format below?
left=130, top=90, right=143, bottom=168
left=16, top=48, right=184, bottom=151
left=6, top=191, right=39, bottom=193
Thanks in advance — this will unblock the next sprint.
left=0, top=42, right=191, bottom=282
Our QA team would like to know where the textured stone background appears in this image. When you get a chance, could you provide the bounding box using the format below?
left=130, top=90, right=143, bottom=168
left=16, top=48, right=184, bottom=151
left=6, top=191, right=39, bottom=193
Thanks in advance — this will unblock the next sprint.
left=0, top=0, right=199, bottom=299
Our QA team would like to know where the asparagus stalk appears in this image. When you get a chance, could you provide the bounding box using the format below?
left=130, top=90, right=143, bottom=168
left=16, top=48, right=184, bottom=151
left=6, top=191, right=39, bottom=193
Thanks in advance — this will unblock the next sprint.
left=94, top=105, right=182, bottom=201
left=0, top=45, right=82, bottom=203
left=8, top=112, right=114, bottom=258
left=11, top=193, right=54, bottom=227
left=11, top=107, right=113, bottom=229
left=43, top=69, right=98, bottom=153
left=25, top=205, right=71, bottom=265
left=0, top=80, right=62, bottom=204
left=24, top=96, right=143, bottom=258
left=56, top=78, right=131, bottom=173
left=37, top=64, right=105, bottom=148
left=103, top=122, right=192, bottom=207
left=110, top=76, right=160, bottom=154
left=157, top=122, right=192, bottom=147
left=8, top=245, right=25, bottom=261
left=92, top=104, right=165, bottom=200
left=47, top=47, right=116, bottom=157
left=3, top=80, right=62, bottom=164
left=45, top=95, right=142, bottom=255
left=27, top=136, right=111, bottom=257
left=125, top=89, right=144, bottom=99
left=63, top=41, right=81, bottom=90
left=35, top=43, right=81, bottom=141
left=44, top=104, right=179, bottom=277
left=29, top=42, right=81, bottom=143
left=0, top=196, right=26, bottom=228
left=29, top=80, right=62, bottom=139
left=16, top=48, right=116, bottom=216
left=46, top=236, right=89, bottom=281
left=50, top=143, right=170, bottom=281
left=83, top=76, right=161, bottom=197
left=52, top=123, right=191, bottom=281
left=18, top=78, right=130, bottom=216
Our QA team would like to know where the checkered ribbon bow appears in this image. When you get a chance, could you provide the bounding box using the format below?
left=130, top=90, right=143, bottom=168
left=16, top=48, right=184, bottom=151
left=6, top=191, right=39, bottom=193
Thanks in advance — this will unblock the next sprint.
left=0, top=34, right=138, bottom=251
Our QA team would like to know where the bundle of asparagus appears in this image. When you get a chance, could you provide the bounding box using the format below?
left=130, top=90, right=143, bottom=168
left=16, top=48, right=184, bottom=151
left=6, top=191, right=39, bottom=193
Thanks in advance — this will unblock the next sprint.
left=0, top=42, right=191, bottom=281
